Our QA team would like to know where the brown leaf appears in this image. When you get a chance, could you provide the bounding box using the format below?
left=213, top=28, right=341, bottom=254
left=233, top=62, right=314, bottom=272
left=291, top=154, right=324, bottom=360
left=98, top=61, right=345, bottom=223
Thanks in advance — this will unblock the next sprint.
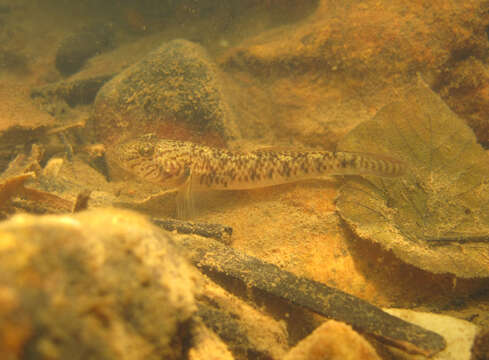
left=337, top=81, right=489, bottom=278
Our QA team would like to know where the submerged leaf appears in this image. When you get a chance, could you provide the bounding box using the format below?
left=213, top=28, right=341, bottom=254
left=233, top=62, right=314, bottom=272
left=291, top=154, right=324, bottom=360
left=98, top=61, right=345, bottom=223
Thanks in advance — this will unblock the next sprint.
left=336, top=82, right=489, bottom=278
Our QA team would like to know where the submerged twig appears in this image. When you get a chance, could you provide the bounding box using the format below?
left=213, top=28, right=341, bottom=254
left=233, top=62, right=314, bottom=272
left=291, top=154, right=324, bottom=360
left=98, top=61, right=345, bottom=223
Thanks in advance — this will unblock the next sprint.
left=0, top=173, right=35, bottom=209
left=72, top=190, right=92, bottom=213
left=174, top=234, right=446, bottom=357
left=152, top=218, right=233, bottom=245
left=424, top=234, right=489, bottom=244
left=45, top=120, right=85, bottom=135
left=20, top=187, right=73, bottom=213
left=0, top=172, right=76, bottom=215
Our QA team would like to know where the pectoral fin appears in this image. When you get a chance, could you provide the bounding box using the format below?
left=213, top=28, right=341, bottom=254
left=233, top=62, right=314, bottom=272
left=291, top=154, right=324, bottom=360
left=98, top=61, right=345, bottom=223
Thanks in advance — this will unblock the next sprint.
left=175, top=166, right=195, bottom=219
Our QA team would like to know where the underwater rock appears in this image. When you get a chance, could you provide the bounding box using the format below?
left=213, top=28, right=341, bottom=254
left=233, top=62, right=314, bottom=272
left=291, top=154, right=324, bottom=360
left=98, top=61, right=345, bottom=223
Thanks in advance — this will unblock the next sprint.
left=471, top=328, right=489, bottom=360
left=188, top=323, right=235, bottom=360
left=0, top=208, right=198, bottom=360
left=336, top=81, right=489, bottom=278
left=436, top=57, right=489, bottom=147
left=31, top=74, right=114, bottom=107
left=0, top=48, right=28, bottom=74
left=93, top=39, right=239, bottom=145
left=283, top=320, right=381, bottom=360
left=195, top=276, right=288, bottom=359
left=384, top=309, right=478, bottom=360
left=218, top=0, right=489, bottom=148
left=222, top=1, right=489, bottom=78
left=55, top=23, right=113, bottom=76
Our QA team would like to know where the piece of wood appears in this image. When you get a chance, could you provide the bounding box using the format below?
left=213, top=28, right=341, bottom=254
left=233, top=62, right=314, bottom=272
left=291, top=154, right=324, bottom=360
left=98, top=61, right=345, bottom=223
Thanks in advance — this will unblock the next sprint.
left=175, top=234, right=446, bottom=357
left=72, top=190, right=92, bottom=212
left=152, top=218, right=233, bottom=245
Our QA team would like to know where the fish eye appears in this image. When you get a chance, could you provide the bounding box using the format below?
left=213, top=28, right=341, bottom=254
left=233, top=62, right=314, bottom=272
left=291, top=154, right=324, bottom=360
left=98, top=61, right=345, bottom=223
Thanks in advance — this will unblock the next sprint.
left=137, top=144, right=154, bottom=157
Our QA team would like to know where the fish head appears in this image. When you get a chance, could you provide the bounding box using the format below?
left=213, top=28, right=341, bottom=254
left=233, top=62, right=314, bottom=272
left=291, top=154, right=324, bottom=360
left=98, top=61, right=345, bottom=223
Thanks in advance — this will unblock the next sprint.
left=110, top=134, right=191, bottom=188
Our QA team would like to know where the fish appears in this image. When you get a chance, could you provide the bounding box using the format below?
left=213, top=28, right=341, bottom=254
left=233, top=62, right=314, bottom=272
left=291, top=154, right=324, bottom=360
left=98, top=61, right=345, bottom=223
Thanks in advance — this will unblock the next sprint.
left=111, top=134, right=406, bottom=218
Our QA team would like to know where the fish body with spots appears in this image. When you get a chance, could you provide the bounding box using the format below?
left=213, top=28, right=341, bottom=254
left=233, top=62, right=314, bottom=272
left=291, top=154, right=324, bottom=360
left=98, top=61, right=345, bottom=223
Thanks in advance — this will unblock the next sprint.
left=112, top=134, right=405, bottom=218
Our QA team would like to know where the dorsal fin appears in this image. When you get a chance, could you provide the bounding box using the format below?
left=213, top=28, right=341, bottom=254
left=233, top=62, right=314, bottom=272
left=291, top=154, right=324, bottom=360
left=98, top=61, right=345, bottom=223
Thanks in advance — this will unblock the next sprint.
left=252, top=145, right=315, bottom=153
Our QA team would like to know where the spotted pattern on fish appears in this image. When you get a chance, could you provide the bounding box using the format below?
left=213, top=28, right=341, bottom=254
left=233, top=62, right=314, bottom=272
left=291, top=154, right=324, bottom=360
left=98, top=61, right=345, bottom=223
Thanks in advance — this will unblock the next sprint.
left=112, top=134, right=406, bottom=192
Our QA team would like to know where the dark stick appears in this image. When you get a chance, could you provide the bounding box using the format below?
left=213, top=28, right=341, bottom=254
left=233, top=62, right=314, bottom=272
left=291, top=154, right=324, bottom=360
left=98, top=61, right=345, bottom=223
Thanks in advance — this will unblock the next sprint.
left=72, top=190, right=91, bottom=213
left=175, top=234, right=446, bottom=357
left=152, top=218, right=233, bottom=245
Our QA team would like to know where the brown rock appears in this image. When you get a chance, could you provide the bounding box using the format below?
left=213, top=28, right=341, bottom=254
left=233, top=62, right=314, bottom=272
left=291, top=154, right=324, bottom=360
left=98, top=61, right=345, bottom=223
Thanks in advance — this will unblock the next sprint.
left=219, top=0, right=489, bottom=148
left=92, top=39, right=239, bottom=146
left=223, top=1, right=489, bottom=78
left=188, top=323, right=235, bottom=360
left=472, top=328, right=489, bottom=360
left=55, top=23, right=114, bottom=77
left=437, top=57, right=489, bottom=147
left=0, top=208, right=198, bottom=360
left=284, top=320, right=381, bottom=360
left=196, top=275, right=289, bottom=359
left=31, top=74, right=114, bottom=107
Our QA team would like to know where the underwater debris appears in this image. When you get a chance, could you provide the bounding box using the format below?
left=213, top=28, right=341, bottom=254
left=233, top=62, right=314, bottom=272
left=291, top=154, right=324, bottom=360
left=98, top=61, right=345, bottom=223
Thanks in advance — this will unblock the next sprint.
left=336, top=81, right=489, bottom=278
left=152, top=218, right=233, bottom=244
left=0, top=126, right=48, bottom=175
left=72, top=189, right=92, bottom=212
left=0, top=173, right=35, bottom=217
left=0, top=172, right=84, bottom=216
left=0, top=135, right=95, bottom=217
left=0, top=151, right=96, bottom=217
left=174, top=233, right=446, bottom=357
left=31, top=74, right=114, bottom=107
left=11, top=184, right=74, bottom=215
left=0, top=122, right=85, bottom=175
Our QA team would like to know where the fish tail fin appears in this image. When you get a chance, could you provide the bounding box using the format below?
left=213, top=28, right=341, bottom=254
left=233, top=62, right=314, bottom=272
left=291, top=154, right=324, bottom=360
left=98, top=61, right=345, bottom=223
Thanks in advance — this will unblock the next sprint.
left=351, top=152, right=407, bottom=177
left=333, top=152, right=407, bottom=178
